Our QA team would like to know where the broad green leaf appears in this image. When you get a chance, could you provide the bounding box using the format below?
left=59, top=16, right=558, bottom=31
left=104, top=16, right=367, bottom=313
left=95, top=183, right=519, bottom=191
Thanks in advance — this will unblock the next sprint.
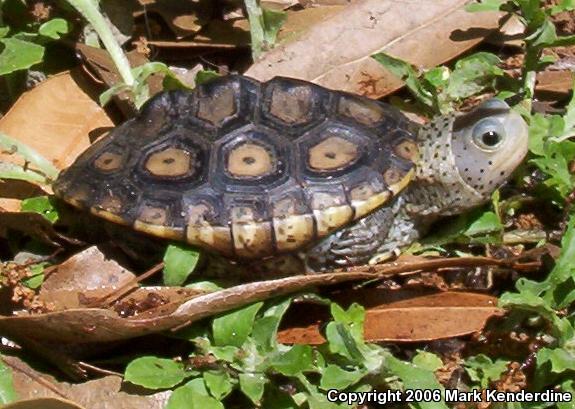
left=207, top=345, right=239, bottom=363
left=38, top=18, right=70, bottom=39
left=22, top=262, right=46, bottom=289
left=163, top=243, right=200, bottom=286
left=203, top=370, right=233, bottom=400
left=446, top=52, right=503, bottom=100
left=319, top=365, right=365, bottom=390
left=372, top=53, right=434, bottom=109
left=212, top=302, right=263, bottom=347
left=166, top=378, right=224, bottom=409
left=0, top=27, right=9, bottom=39
left=463, top=354, right=509, bottom=388
left=252, top=298, right=292, bottom=352
left=21, top=196, right=59, bottom=223
left=537, top=348, right=575, bottom=373
left=270, top=345, right=314, bottom=376
left=330, top=303, right=365, bottom=344
left=386, top=355, right=449, bottom=409
left=124, top=356, right=186, bottom=389
left=0, top=357, right=17, bottom=404
left=195, top=70, right=220, bottom=85
left=325, top=322, right=364, bottom=363
left=412, top=351, right=444, bottom=372
left=0, top=37, right=44, bottom=75
left=239, top=373, right=266, bottom=405
left=464, top=211, right=502, bottom=237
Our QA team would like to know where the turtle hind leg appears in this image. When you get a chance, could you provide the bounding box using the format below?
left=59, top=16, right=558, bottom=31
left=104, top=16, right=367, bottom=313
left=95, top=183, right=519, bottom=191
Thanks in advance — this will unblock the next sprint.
left=302, top=206, right=395, bottom=272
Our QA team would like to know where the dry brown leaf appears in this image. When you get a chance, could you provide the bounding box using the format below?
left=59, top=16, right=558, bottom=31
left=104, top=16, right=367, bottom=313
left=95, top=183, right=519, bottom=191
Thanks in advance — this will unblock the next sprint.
left=535, top=70, right=575, bottom=98
left=3, top=398, right=86, bottom=409
left=246, top=0, right=502, bottom=97
left=137, top=0, right=213, bottom=39
left=0, top=211, right=77, bottom=246
left=277, top=290, right=504, bottom=344
left=0, top=70, right=113, bottom=172
left=4, top=355, right=169, bottom=409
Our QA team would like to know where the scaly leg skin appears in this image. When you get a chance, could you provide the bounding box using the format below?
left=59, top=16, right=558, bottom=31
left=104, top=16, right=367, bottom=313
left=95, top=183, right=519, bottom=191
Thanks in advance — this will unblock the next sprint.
left=302, top=197, right=428, bottom=272
left=303, top=206, right=396, bottom=272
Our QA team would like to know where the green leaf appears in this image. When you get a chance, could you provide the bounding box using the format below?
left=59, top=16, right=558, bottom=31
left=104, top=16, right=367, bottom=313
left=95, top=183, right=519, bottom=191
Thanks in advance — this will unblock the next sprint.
left=38, top=18, right=70, bottom=39
left=195, top=70, right=220, bottom=86
left=464, top=354, right=509, bottom=388
left=262, top=7, right=287, bottom=45
left=386, top=355, right=449, bottom=409
left=319, top=365, right=365, bottom=390
left=464, top=211, right=503, bottom=237
left=20, top=196, right=59, bottom=223
left=372, top=53, right=434, bottom=109
left=163, top=243, right=200, bottom=286
left=412, top=351, right=444, bottom=372
left=0, top=27, right=9, bottom=39
left=270, top=344, right=314, bottom=376
left=446, top=52, right=503, bottom=100
left=203, top=370, right=233, bottom=400
left=239, top=373, right=267, bottom=405
left=465, top=0, right=505, bottom=12
left=124, top=356, right=186, bottom=389
left=212, top=302, right=263, bottom=347
left=0, top=357, right=17, bottom=404
left=252, top=298, right=292, bottom=352
left=207, top=345, right=239, bottom=363
left=167, top=378, right=224, bottom=409
left=325, top=322, right=364, bottom=363
left=0, top=37, right=44, bottom=75
left=22, top=262, right=46, bottom=289
left=537, top=348, right=575, bottom=373
left=330, top=303, right=365, bottom=344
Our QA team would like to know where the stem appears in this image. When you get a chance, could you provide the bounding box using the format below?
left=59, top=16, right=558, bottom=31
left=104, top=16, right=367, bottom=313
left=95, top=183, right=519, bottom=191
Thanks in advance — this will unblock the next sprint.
left=522, top=45, right=540, bottom=113
left=244, top=0, right=265, bottom=60
left=0, top=131, right=59, bottom=180
left=65, top=0, right=134, bottom=86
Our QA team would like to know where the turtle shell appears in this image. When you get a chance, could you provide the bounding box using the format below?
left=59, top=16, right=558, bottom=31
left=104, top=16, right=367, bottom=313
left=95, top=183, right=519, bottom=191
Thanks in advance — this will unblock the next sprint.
left=53, top=76, right=417, bottom=258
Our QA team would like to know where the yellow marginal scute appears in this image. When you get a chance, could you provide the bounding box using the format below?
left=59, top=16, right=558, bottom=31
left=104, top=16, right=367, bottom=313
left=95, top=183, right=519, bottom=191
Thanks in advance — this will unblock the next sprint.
left=314, top=205, right=353, bottom=237
left=90, top=207, right=129, bottom=226
left=134, top=220, right=184, bottom=240
left=273, top=214, right=315, bottom=252
left=351, top=190, right=391, bottom=220
left=387, top=167, right=415, bottom=195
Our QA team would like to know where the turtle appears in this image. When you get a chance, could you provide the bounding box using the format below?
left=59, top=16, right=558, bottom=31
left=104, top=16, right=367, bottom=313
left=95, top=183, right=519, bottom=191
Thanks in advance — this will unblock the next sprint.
left=52, top=75, right=529, bottom=273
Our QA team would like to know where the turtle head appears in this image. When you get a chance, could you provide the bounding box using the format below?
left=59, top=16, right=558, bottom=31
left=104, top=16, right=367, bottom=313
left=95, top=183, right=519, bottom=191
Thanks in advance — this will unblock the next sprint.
left=413, top=99, right=528, bottom=216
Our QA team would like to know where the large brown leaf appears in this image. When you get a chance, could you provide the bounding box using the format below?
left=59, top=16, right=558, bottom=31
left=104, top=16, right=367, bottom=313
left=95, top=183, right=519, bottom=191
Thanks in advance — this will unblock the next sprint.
left=246, top=0, right=503, bottom=97
left=277, top=289, right=504, bottom=344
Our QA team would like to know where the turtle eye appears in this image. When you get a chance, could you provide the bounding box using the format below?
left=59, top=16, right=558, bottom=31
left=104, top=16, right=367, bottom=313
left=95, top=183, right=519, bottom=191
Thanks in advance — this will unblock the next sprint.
left=471, top=118, right=505, bottom=151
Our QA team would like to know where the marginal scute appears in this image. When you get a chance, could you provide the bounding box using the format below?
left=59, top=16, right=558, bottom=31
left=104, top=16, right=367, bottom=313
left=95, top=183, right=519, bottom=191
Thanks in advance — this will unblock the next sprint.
left=338, top=95, right=385, bottom=126
left=227, top=143, right=275, bottom=178
left=94, top=151, right=123, bottom=172
left=138, top=205, right=168, bottom=225
left=308, top=136, right=359, bottom=171
left=269, top=84, right=313, bottom=125
left=196, top=84, right=237, bottom=126
left=145, top=147, right=192, bottom=177
left=186, top=203, right=234, bottom=255
left=274, top=214, right=315, bottom=251
left=231, top=206, right=273, bottom=257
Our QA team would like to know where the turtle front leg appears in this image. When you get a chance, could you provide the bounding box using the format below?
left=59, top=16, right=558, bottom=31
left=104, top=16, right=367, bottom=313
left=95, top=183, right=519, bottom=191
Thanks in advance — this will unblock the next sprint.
left=302, top=206, right=396, bottom=271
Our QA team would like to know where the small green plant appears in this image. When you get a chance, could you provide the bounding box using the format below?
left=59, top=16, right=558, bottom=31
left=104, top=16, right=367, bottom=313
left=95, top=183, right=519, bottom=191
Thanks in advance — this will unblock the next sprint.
left=125, top=298, right=449, bottom=409
left=243, top=0, right=287, bottom=60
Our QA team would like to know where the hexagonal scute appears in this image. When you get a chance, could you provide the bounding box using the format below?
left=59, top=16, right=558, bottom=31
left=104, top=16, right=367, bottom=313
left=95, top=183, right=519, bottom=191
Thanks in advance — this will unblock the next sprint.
left=139, top=135, right=209, bottom=187
left=261, top=77, right=328, bottom=134
left=336, top=94, right=388, bottom=126
left=211, top=126, right=291, bottom=191
left=298, top=125, right=372, bottom=180
left=192, top=76, right=257, bottom=132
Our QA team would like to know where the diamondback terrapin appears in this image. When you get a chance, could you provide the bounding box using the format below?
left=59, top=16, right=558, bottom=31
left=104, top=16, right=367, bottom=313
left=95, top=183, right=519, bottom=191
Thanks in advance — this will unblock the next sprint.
left=53, top=75, right=528, bottom=271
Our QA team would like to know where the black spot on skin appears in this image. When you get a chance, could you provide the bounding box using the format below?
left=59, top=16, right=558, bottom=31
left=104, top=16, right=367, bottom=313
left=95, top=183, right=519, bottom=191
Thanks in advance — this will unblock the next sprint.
left=488, top=160, right=493, bottom=165
left=500, top=171, right=505, bottom=176
left=441, top=156, right=446, bottom=161
left=464, top=168, right=469, bottom=172
left=480, top=169, right=484, bottom=173
left=243, top=156, right=256, bottom=165
left=467, top=177, right=472, bottom=181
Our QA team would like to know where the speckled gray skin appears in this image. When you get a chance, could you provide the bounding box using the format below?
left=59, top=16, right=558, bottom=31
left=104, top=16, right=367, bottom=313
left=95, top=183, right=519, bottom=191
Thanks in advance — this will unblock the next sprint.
left=303, top=99, right=528, bottom=271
